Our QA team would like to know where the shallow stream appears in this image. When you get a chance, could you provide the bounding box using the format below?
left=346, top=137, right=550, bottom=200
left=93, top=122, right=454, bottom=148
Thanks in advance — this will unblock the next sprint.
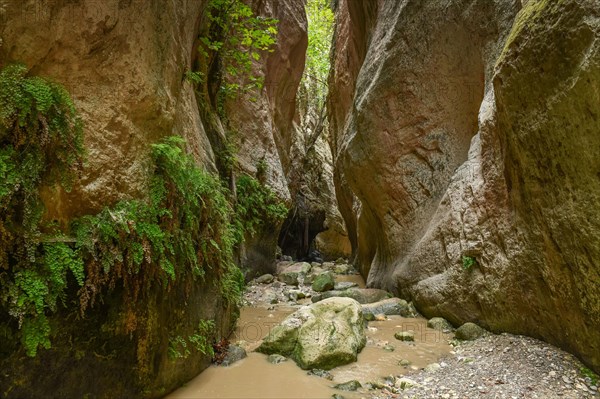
left=168, top=275, right=452, bottom=399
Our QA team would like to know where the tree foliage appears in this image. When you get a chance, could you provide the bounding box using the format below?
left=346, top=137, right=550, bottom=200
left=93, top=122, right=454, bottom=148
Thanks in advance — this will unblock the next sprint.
left=197, top=0, right=278, bottom=113
left=299, top=0, right=334, bottom=115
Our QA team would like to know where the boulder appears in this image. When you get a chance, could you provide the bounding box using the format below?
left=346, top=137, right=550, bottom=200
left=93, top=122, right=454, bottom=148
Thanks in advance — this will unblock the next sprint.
left=312, top=288, right=391, bottom=304
left=333, top=380, right=362, bottom=391
left=427, top=317, right=454, bottom=332
left=220, top=345, right=247, bottom=366
left=255, top=274, right=274, bottom=284
left=394, top=331, right=415, bottom=342
left=307, top=369, right=334, bottom=380
left=278, top=262, right=311, bottom=286
left=257, top=297, right=366, bottom=370
left=311, top=272, right=335, bottom=292
left=455, top=322, right=488, bottom=341
left=361, top=298, right=413, bottom=317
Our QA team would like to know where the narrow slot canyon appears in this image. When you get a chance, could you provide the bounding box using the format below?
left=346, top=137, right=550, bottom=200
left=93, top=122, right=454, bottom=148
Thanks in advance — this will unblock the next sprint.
left=0, top=0, right=599, bottom=398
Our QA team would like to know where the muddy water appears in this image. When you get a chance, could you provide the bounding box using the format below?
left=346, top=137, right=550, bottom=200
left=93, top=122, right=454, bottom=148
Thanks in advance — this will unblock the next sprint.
left=167, top=276, right=452, bottom=399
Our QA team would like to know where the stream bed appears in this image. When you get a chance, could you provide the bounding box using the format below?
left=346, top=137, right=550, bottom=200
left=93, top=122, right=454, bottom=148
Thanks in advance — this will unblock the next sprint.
left=168, top=271, right=453, bottom=399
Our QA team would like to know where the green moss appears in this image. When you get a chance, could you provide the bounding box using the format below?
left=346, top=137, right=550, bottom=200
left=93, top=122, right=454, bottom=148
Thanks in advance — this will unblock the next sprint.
left=498, top=0, right=566, bottom=64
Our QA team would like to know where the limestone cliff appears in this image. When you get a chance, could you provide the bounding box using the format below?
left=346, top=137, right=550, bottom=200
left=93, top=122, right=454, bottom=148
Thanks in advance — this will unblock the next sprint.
left=223, top=0, right=308, bottom=275
left=0, top=0, right=308, bottom=397
left=329, top=0, right=600, bottom=372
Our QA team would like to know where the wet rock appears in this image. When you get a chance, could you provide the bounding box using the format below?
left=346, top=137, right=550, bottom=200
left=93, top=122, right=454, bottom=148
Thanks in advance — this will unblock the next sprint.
left=427, top=317, right=454, bottom=332
left=455, top=322, right=488, bottom=341
left=334, top=380, right=362, bottom=391
left=257, top=297, right=366, bottom=370
left=220, top=345, right=247, bottom=366
left=362, top=297, right=413, bottom=317
left=278, top=262, right=311, bottom=286
left=383, top=344, right=395, bottom=352
left=255, top=274, right=274, bottom=284
left=334, top=281, right=358, bottom=290
left=312, top=288, right=391, bottom=304
left=308, top=369, right=334, bottom=380
left=312, top=272, right=335, bottom=292
left=394, top=331, right=415, bottom=342
left=267, top=354, right=287, bottom=364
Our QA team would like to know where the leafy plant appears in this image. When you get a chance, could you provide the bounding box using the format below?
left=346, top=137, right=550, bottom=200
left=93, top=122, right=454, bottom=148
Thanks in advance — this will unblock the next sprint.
left=0, top=63, right=85, bottom=356
left=189, top=319, right=215, bottom=357
left=168, top=336, right=190, bottom=360
left=196, top=0, right=278, bottom=113
left=581, top=367, right=598, bottom=386
left=169, top=319, right=216, bottom=360
left=462, top=255, right=477, bottom=271
left=235, top=174, right=288, bottom=238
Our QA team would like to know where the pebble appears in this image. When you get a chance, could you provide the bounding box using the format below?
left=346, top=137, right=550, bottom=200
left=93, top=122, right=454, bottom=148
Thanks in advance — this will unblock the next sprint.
left=379, top=334, right=600, bottom=399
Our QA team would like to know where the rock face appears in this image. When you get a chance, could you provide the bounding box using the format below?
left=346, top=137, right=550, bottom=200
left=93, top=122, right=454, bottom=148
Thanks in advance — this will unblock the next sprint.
left=0, top=0, right=214, bottom=221
left=0, top=0, right=309, bottom=396
left=328, top=0, right=600, bottom=372
left=257, top=297, right=366, bottom=370
left=226, top=0, right=308, bottom=275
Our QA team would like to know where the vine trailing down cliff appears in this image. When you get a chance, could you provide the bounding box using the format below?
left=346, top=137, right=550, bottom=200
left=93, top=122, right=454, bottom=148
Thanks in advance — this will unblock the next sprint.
left=0, top=0, right=308, bottom=397
left=328, top=0, right=600, bottom=373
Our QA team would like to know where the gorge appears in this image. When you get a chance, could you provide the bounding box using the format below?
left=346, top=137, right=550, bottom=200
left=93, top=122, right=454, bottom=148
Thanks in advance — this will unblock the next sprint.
left=0, top=0, right=599, bottom=398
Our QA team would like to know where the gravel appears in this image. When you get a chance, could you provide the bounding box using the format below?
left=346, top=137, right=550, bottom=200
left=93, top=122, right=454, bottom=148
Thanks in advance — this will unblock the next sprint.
left=371, top=333, right=599, bottom=399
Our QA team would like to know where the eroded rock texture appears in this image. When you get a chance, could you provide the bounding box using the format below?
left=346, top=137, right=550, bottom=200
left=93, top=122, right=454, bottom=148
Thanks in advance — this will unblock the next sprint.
left=0, top=0, right=308, bottom=396
left=224, top=0, right=308, bottom=275
left=329, top=0, right=600, bottom=372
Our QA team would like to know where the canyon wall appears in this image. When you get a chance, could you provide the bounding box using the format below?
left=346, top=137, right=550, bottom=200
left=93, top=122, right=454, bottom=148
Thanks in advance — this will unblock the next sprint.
left=0, top=0, right=307, bottom=396
left=224, top=0, right=308, bottom=274
left=329, top=0, right=600, bottom=372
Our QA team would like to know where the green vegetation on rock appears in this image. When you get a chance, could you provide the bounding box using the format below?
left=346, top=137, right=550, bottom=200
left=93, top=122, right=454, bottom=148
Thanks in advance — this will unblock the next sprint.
left=198, top=0, right=278, bottom=114
left=0, top=65, right=267, bottom=357
left=169, top=319, right=216, bottom=360
left=234, top=174, right=288, bottom=237
left=462, top=255, right=477, bottom=271
left=0, top=63, right=85, bottom=356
